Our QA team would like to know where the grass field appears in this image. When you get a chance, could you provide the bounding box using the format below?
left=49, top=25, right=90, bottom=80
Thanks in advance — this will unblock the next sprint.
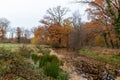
left=80, top=49, right=120, bottom=66
left=0, top=43, right=51, bottom=51
left=0, top=43, right=31, bottom=46
left=0, top=43, right=33, bottom=51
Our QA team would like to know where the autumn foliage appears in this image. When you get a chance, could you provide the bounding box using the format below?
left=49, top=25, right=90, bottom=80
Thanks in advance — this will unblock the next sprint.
left=48, top=24, right=71, bottom=47
left=0, top=29, right=6, bottom=41
left=82, top=19, right=119, bottom=48
left=32, top=18, right=120, bottom=49
left=32, top=24, right=71, bottom=47
left=31, top=27, right=47, bottom=45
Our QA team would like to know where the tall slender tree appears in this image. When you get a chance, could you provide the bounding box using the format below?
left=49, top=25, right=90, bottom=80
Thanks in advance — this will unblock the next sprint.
left=16, top=27, right=22, bottom=43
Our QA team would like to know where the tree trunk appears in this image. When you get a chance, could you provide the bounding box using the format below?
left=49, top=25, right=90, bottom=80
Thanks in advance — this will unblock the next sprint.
left=103, top=33, right=109, bottom=48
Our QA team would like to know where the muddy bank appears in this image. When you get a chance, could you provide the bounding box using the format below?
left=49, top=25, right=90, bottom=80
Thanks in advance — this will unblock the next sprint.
left=50, top=49, right=87, bottom=80
left=51, top=49, right=120, bottom=80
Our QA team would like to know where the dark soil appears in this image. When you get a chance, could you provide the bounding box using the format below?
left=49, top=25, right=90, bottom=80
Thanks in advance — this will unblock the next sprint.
left=53, top=49, right=120, bottom=80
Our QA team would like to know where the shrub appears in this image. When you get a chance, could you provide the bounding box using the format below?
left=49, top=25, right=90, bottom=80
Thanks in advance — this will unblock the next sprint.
left=31, top=53, right=65, bottom=79
left=0, top=48, right=45, bottom=80
left=57, top=72, right=68, bottom=80
left=39, top=54, right=61, bottom=67
left=43, top=63, right=60, bottom=78
left=0, top=47, right=13, bottom=60
left=18, top=45, right=33, bottom=58
left=36, top=45, right=51, bottom=54
left=31, top=54, right=40, bottom=64
left=38, top=54, right=65, bottom=79
left=0, top=47, right=11, bottom=54
left=0, top=46, right=53, bottom=80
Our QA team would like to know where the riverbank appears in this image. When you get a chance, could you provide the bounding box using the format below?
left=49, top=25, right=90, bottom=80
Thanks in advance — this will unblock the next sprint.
left=50, top=48, right=120, bottom=80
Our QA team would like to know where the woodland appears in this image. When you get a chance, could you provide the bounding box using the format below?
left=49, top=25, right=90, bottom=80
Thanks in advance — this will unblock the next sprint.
left=0, top=0, right=120, bottom=80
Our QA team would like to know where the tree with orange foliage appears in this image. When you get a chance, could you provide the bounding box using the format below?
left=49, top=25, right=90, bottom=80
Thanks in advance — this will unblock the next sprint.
left=83, top=20, right=119, bottom=48
left=83, top=20, right=106, bottom=46
left=0, top=29, right=5, bottom=41
left=77, top=0, right=120, bottom=48
left=48, top=24, right=71, bottom=47
left=32, top=23, right=71, bottom=47
left=31, top=27, right=48, bottom=45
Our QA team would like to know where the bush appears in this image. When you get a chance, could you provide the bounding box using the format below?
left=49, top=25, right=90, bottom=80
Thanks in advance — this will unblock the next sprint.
left=0, top=46, right=68, bottom=80
left=36, top=45, right=51, bottom=54
left=0, top=47, right=11, bottom=54
left=57, top=72, right=68, bottom=80
left=43, top=63, right=60, bottom=78
left=38, top=54, right=64, bottom=79
left=0, top=47, right=13, bottom=60
left=0, top=46, right=58, bottom=80
left=0, top=47, right=46, bottom=80
left=31, top=52, right=66, bottom=79
left=31, top=54, right=40, bottom=64
left=18, top=45, right=33, bottom=58
left=39, top=54, right=61, bottom=67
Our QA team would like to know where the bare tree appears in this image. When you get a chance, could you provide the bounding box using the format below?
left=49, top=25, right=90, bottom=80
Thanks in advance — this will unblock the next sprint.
left=40, top=6, right=70, bottom=26
left=18, top=28, right=30, bottom=43
left=31, top=27, right=36, bottom=33
left=72, top=11, right=82, bottom=27
left=68, top=26, right=84, bottom=51
left=9, top=28, right=16, bottom=40
left=0, top=18, right=10, bottom=30
left=0, top=18, right=10, bottom=40
left=68, top=11, right=84, bottom=50
left=16, top=27, right=22, bottom=43
left=30, top=27, right=36, bottom=38
left=23, top=29, right=31, bottom=43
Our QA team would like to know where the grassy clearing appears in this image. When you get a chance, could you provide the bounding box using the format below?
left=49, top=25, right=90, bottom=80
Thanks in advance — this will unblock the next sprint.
left=0, top=43, right=27, bottom=48
left=0, top=43, right=34, bottom=51
left=79, top=49, right=120, bottom=66
left=0, top=43, right=51, bottom=48
left=0, top=43, right=22, bottom=47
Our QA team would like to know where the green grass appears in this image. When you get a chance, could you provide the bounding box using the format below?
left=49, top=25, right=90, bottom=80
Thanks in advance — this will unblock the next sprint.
left=0, top=43, right=34, bottom=51
left=31, top=53, right=67, bottom=79
left=79, top=49, right=120, bottom=66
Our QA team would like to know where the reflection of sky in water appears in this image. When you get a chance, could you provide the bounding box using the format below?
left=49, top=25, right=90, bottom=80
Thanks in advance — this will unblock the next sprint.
left=0, top=0, right=89, bottom=29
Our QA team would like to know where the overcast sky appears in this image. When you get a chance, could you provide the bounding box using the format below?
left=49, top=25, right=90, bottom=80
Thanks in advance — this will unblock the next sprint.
left=0, top=0, right=88, bottom=29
